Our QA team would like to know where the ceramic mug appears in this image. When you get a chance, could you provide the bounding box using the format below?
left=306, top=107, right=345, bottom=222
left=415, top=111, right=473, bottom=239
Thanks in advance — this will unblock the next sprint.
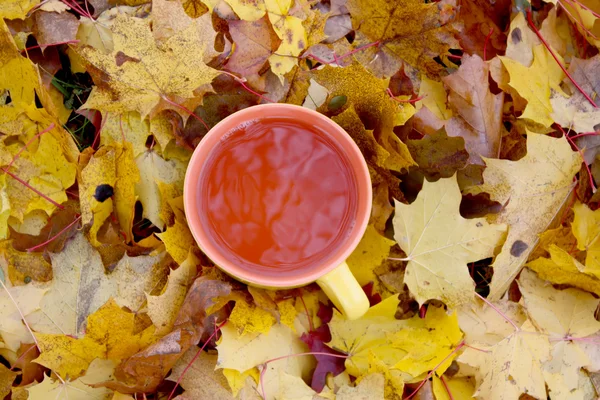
left=183, top=104, right=371, bottom=320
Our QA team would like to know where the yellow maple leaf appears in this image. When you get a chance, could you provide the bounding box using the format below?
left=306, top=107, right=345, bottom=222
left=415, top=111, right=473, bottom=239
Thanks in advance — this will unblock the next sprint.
left=265, top=0, right=307, bottom=79
left=146, top=251, right=197, bottom=335
left=100, top=112, right=150, bottom=157
left=328, top=296, right=462, bottom=380
left=229, top=299, right=277, bottom=336
left=337, top=373, right=385, bottom=399
left=470, top=134, right=581, bottom=300
left=0, top=20, right=39, bottom=106
left=79, top=146, right=116, bottom=246
left=135, top=150, right=186, bottom=230
left=312, top=63, right=416, bottom=172
left=347, top=224, right=395, bottom=288
left=35, top=299, right=156, bottom=379
left=331, top=106, right=391, bottom=170
left=501, top=45, right=565, bottom=127
left=216, top=320, right=314, bottom=399
left=432, top=376, right=474, bottom=400
left=27, top=233, right=115, bottom=336
left=78, top=14, right=219, bottom=120
left=156, top=218, right=195, bottom=265
left=0, top=284, right=47, bottom=352
left=527, top=245, right=600, bottom=296
left=0, top=0, right=39, bottom=19
left=345, top=0, right=459, bottom=78
left=393, top=174, right=506, bottom=307
left=417, top=76, right=452, bottom=121
left=459, top=320, right=550, bottom=400
left=167, top=348, right=233, bottom=399
left=519, top=269, right=600, bottom=399
left=222, top=368, right=260, bottom=397
left=572, top=202, right=600, bottom=273
left=26, top=359, right=115, bottom=400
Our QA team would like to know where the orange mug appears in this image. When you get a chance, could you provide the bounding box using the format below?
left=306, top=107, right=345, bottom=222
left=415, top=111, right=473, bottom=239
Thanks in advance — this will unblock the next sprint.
left=183, top=104, right=371, bottom=320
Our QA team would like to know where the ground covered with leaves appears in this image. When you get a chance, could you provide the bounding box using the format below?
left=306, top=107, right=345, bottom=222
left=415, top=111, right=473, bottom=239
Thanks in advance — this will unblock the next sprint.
left=1, top=0, right=600, bottom=398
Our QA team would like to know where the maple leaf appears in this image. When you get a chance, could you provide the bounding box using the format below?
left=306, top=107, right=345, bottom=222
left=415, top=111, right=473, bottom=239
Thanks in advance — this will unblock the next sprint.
left=226, top=16, right=281, bottom=80
left=79, top=143, right=139, bottom=244
left=406, top=128, right=469, bottom=180
left=0, top=364, right=17, bottom=399
left=519, top=269, right=600, bottom=399
left=346, top=224, right=395, bottom=289
left=27, top=359, right=115, bottom=400
left=34, top=299, right=156, bottom=379
left=392, top=174, right=506, bottom=307
left=572, top=202, right=600, bottom=271
left=527, top=245, right=600, bottom=296
left=328, top=296, right=462, bottom=381
left=337, top=372, right=385, bottom=399
left=167, top=349, right=234, bottom=399
left=78, top=14, right=219, bottom=120
left=135, top=150, right=186, bottom=231
left=32, top=10, right=79, bottom=52
left=0, top=0, right=39, bottom=19
left=0, top=244, right=52, bottom=284
left=0, top=284, right=47, bottom=353
left=443, top=54, right=504, bottom=164
left=312, top=63, right=416, bottom=172
left=146, top=251, right=197, bottom=335
left=102, top=278, right=231, bottom=393
left=345, top=0, right=459, bottom=78
left=216, top=320, right=314, bottom=400
left=469, top=134, right=582, bottom=300
left=500, top=44, right=565, bottom=128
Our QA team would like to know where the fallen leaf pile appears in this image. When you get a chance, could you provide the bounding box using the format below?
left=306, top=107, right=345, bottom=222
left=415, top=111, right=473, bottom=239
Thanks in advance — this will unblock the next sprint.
left=1, top=0, right=600, bottom=398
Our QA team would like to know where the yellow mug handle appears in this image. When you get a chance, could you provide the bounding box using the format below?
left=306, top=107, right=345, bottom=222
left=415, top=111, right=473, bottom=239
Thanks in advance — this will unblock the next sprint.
left=316, top=262, right=370, bottom=320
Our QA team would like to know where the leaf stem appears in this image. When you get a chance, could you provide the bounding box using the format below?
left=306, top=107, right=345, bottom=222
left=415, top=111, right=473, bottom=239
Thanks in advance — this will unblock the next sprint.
left=6, top=123, right=55, bottom=171
left=160, top=95, right=210, bottom=131
left=167, top=319, right=229, bottom=400
left=2, top=168, right=65, bottom=210
left=27, top=215, right=82, bottom=252
left=483, top=28, right=494, bottom=61
left=474, top=292, right=520, bottom=331
left=404, top=341, right=465, bottom=400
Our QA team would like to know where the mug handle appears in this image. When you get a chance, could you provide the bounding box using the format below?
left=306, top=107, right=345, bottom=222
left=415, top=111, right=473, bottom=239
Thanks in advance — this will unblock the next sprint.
left=316, top=262, right=370, bottom=320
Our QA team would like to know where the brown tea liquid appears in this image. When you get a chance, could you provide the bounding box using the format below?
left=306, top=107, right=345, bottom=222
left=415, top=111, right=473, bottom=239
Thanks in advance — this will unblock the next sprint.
left=198, top=116, right=358, bottom=275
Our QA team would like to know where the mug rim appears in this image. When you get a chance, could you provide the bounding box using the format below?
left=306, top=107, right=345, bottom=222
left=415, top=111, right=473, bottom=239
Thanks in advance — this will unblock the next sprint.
left=183, top=103, right=372, bottom=287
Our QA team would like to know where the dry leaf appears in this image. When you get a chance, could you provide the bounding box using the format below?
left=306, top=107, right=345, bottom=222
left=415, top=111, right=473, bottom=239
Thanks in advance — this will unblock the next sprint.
left=443, top=54, right=504, bottom=164
left=470, top=134, right=581, bottom=300
left=393, top=174, right=506, bottom=307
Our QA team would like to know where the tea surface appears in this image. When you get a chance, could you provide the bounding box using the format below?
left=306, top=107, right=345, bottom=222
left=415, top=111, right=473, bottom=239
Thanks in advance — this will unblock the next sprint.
left=198, top=116, right=358, bottom=274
